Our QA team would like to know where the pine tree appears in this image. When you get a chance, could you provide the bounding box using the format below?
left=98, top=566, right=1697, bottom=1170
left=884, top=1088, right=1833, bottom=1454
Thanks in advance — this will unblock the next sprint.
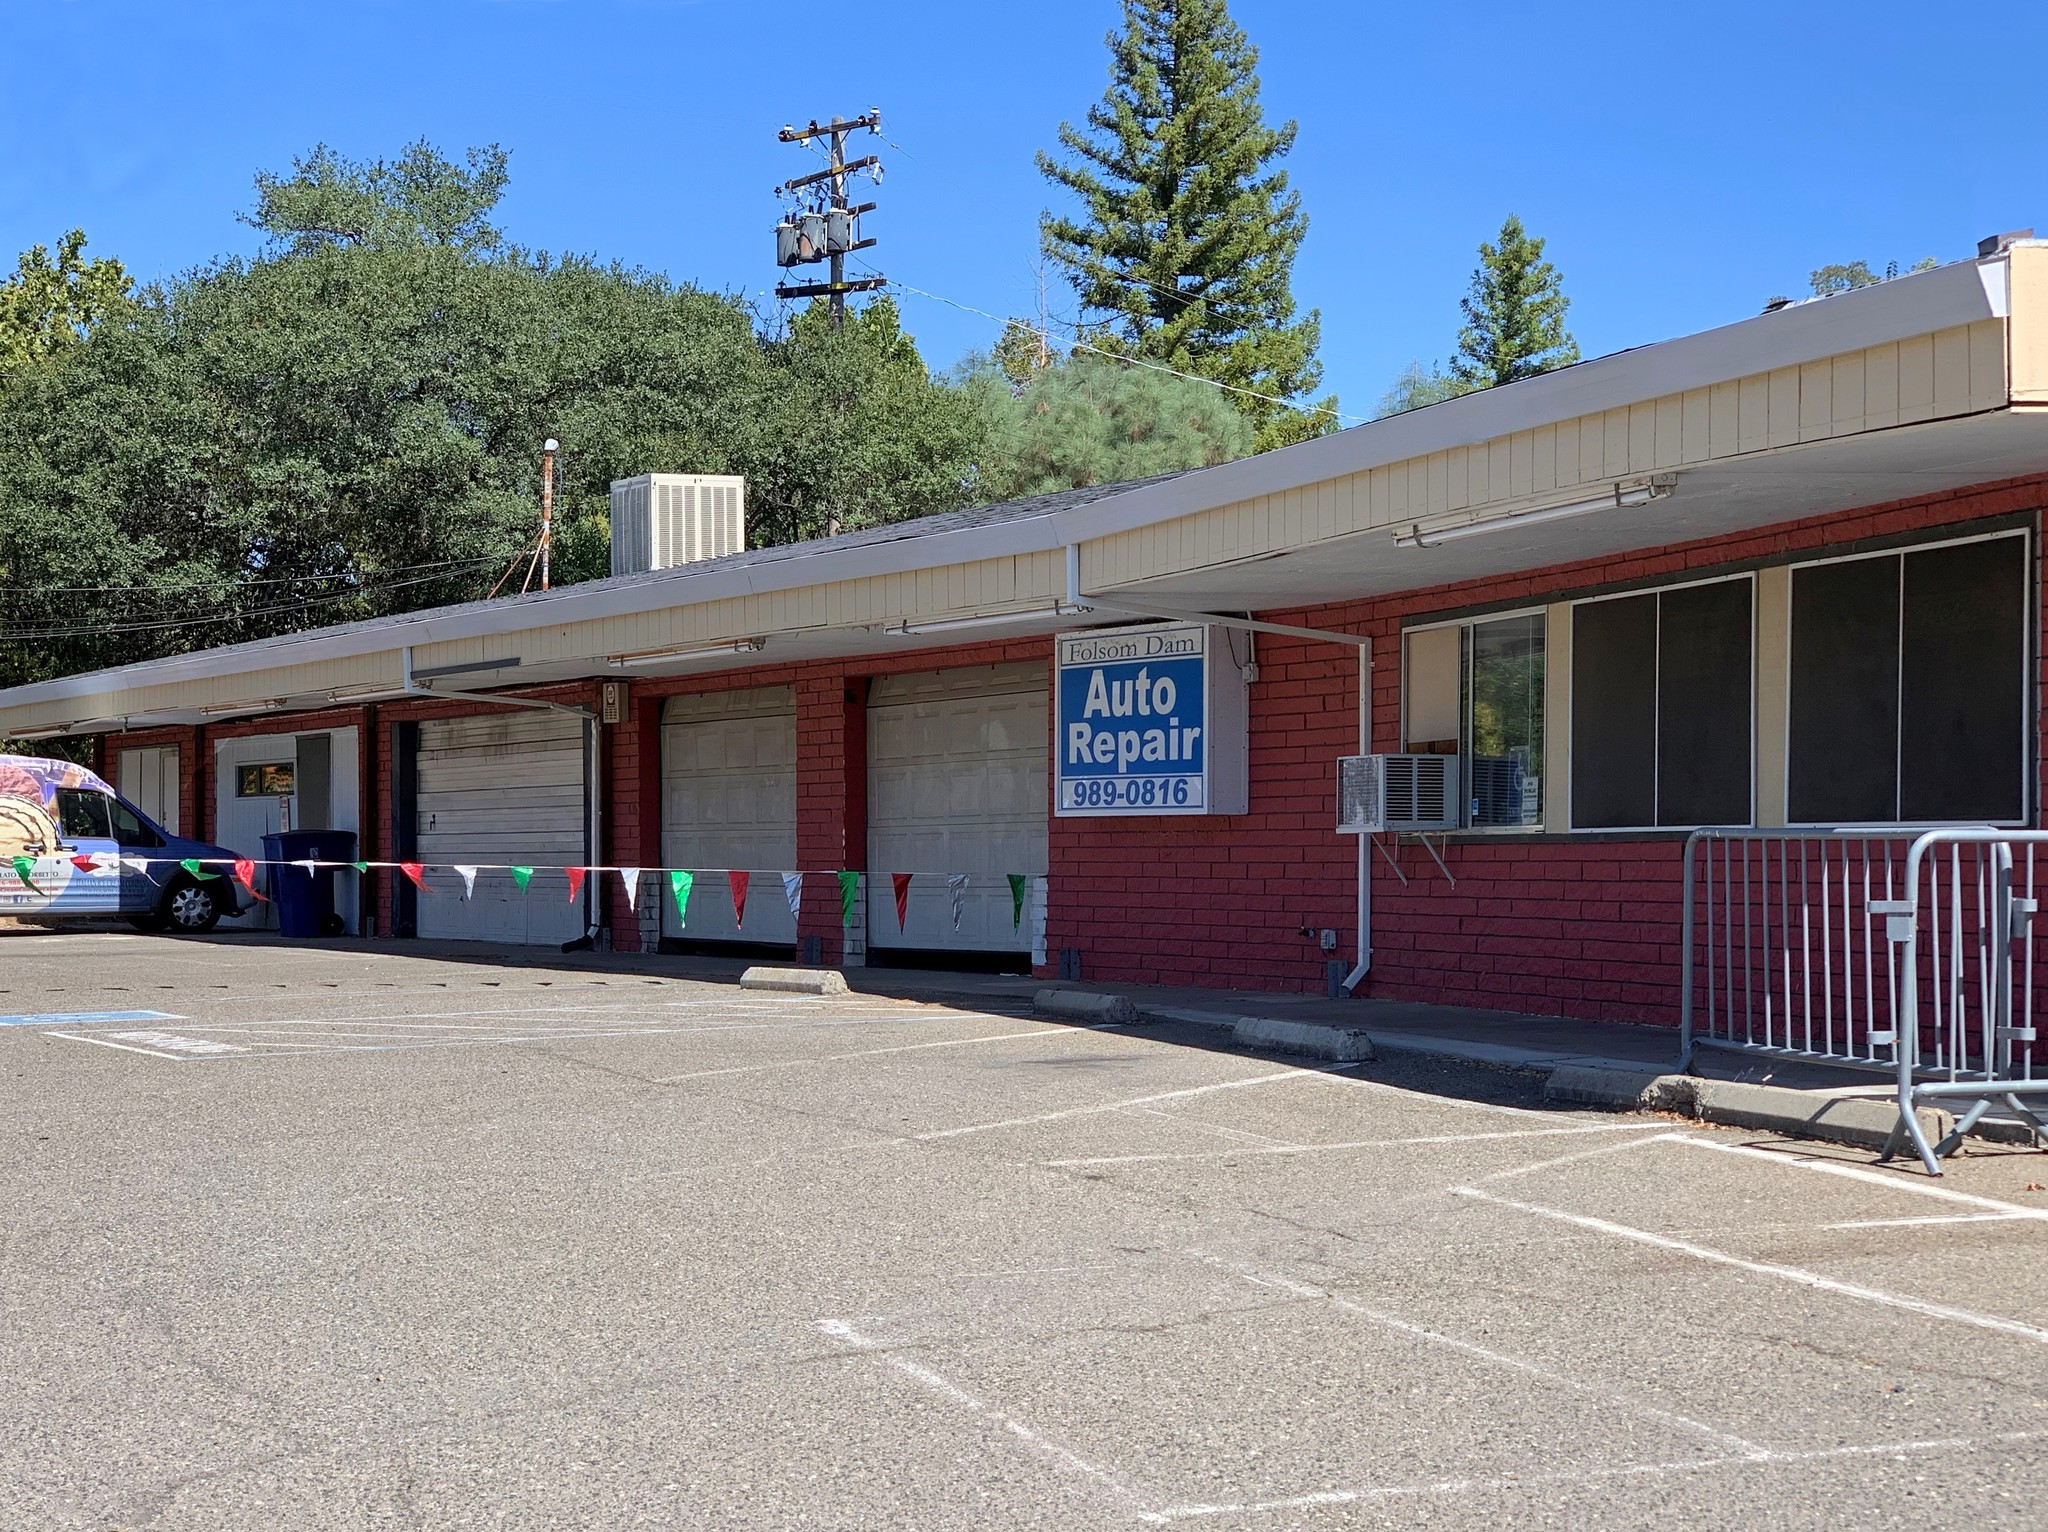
left=1037, top=0, right=1335, bottom=451
left=1452, top=216, right=1580, bottom=389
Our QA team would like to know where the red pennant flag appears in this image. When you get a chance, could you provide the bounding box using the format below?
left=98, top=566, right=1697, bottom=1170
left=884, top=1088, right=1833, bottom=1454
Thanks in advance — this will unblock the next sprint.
left=400, top=861, right=430, bottom=892
left=892, top=871, right=913, bottom=931
left=566, top=866, right=587, bottom=902
left=70, top=853, right=97, bottom=874
left=728, top=869, right=750, bottom=928
left=232, top=857, right=269, bottom=902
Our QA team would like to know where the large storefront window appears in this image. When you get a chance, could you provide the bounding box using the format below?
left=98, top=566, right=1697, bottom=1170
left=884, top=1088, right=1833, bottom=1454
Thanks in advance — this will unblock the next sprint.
left=1572, top=577, right=1753, bottom=830
left=1402, top=613, right=1544, bottom=828
left=1788, top=534, right=2026, bottom=825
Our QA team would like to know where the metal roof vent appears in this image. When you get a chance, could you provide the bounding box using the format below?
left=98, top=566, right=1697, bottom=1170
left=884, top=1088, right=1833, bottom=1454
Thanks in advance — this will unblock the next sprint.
left=609, top=474, right=747, bottom=577
left=1979, top=229, right=2036, bottom=258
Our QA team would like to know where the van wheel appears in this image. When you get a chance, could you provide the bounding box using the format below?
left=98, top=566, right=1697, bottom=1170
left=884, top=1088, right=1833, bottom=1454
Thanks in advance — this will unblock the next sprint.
left=162, top=878, right=224, bottom=935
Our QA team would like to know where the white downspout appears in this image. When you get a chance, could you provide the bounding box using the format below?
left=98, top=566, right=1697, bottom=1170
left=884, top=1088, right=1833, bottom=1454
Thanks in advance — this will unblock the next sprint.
left=1342, top=639, right=1372, bottom=994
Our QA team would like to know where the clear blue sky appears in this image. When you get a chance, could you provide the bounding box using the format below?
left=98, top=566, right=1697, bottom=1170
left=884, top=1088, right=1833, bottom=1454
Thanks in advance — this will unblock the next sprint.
left=4, top=0, right=2043, bottom=418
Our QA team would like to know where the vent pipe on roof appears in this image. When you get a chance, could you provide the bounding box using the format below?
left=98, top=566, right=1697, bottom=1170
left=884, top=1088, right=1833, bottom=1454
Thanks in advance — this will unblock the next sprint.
left=1980, top=229, right=2036, bottom=258
left=608, top=474, right=748, bottom=578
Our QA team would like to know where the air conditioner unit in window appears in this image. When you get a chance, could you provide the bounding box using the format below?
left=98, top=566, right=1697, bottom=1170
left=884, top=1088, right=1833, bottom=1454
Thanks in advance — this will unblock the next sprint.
left=1336, top=754, right=1460, bottom=834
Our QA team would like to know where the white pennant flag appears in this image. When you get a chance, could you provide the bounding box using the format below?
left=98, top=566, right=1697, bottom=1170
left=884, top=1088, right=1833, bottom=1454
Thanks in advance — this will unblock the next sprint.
left=454, top=865, right=479, bottom=899
left=121, top=855, right=159, bottom=878
left=619, top=868, right=641, bottom=910
left=782, top=871, right=803, bottom=921
left=946, top=874, right=969, bottom=932
left=293, top=858, right=321, bottom=873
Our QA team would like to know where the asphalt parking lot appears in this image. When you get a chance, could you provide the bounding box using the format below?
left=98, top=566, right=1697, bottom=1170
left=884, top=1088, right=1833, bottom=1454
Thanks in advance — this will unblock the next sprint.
left=3, top=931, right=2046, bottom=1530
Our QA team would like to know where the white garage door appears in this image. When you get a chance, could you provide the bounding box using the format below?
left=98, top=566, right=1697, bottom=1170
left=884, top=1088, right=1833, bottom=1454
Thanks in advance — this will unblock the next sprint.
left=416, top=713, right=587, bottom=945
left=661, top=687, right=798, bottom=945
left=867, top=663, right=1047, bottom=954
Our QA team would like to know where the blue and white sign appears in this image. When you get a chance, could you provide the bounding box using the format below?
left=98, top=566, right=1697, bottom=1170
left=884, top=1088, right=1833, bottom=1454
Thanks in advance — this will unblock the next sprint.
left=1055, top=622, right=1248, bottom=817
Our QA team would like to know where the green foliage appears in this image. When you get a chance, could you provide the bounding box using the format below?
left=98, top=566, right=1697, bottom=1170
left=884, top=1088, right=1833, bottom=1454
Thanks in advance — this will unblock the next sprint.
left=245, top=140, right=512, bottom=255
left=748, top=297, right=989, bottom=545
left=1375, top=361, right=1475, bottom=419
left=0, top=230, right=132, bottom=372
left=0, top=142, right=932, bottom=686
left=1809, top=256, right=1938, bottom=296
left=965, top=351, right=1252, bottom=501
left=1452, top=215, right=1580, bottom=389
left=1037, top=0, right=1336, bottom=451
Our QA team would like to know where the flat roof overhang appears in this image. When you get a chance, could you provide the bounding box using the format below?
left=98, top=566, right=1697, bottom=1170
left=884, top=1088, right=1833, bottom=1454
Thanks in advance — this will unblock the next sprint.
left=1101, top=407, right=2048, bottom=614
left=9, top=405, right=2048, bottom=738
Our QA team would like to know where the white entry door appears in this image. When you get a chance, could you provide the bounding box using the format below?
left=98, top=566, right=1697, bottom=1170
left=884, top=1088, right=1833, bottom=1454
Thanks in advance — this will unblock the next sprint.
left=867, top=663, right=1048, bottom=954
left=661, top=687, right=798, bottom=945
left=415, top=713, right=587, bottom=946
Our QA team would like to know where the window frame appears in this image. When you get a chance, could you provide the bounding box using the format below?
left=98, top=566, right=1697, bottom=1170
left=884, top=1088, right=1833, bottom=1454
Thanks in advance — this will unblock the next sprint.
left=1781, top=525, right=2032, bottom=831
left=1566, top=571, right=1758, bottom=835
left=1400, top=605, right=1549, bottom=832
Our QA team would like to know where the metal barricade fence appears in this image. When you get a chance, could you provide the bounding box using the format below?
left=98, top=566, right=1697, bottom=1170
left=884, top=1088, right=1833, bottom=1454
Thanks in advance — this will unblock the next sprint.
left=1680, top=828, right=2048, bottom=1175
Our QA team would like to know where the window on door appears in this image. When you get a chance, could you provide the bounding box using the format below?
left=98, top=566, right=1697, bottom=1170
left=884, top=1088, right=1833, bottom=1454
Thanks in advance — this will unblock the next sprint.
left=1571, top=577, right=1754, bottom=830
left=54, top=789, right=113, bottom=840
left=1787, top=534, right=2027, bottom=824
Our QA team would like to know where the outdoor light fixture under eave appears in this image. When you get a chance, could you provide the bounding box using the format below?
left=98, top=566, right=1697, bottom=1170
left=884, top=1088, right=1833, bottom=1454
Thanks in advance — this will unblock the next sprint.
left=1392, top=477, right=1676, bottom=550
left=608, top=637, right=770, bottom=668
left=885, top=602, right=1092, bottom=637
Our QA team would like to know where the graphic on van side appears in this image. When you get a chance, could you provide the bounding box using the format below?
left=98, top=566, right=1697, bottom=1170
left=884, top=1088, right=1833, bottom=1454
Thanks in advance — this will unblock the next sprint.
left=0, top=757, right=104, bottom=908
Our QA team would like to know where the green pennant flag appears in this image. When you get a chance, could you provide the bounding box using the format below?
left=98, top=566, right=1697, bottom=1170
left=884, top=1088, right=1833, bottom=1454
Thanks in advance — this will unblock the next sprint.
left=511, top=866, right=533, bottom=892
left=352, top=861, right=370, bottom=874
left=1007, top=874, right=1028, bottom=932
left=179, top=858, right=220, bottom=881
left=836, top=870, right=860, bottom=926
left=669, top=869, right=694, bottom=926
left=10, top=854, right=38, bottom=890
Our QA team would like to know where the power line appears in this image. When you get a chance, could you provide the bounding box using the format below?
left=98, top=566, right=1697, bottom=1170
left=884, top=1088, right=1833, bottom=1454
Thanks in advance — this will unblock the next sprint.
left=0, top=564, right=498, bottom=640
left=865, top=265, right=1360, bottom=426
left=0, top=554, right=500, bottom=597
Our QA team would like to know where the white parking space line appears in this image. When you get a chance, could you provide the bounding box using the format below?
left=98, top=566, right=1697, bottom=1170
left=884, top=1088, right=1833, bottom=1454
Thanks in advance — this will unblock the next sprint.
left=1043, top=1121, right=1655, bottom=1168
left=650, top=1024, right=1098, bottom=1085
left=1136, top=1431, right=2048, bottom=1523
left=816, top=1318, right=1154, bottom=1513
left=1654, top=1133, right=2048, bottom=1222
left=913, top=1064, right=1359, bottom=1142
left=1452, top=1186, right=2048, bottom=1346
left=1197, top=1254, right=1765, bottom=1457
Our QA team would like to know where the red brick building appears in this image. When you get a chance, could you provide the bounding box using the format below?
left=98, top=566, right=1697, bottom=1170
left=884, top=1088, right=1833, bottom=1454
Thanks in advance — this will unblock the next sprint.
left=6, top=240, right=2046, bottom=1030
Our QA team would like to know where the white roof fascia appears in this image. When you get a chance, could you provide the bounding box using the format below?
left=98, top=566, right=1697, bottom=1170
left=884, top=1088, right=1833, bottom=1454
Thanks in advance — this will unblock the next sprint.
left=0, top=254, right=2013, bottom=713
left=1045, top=255, right=2013, bottom=544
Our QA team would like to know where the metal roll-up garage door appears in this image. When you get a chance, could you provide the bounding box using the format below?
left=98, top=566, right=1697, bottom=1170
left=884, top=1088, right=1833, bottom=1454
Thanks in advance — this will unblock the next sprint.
left=867, top=662, right=1047, bottom=956
left=661, top=687, right=798, bottom=946
left=416, top=713, right=588, bottom=945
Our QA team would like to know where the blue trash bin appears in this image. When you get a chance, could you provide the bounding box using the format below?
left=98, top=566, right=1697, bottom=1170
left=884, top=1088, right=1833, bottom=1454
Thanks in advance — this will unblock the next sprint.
left=262, top=829, right=359, bottom=938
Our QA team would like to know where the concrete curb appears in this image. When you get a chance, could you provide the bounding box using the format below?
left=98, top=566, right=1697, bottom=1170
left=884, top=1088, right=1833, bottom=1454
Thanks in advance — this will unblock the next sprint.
left=1231, top=1015, right=1376, bottom=1062
left=1544, top=1063, right=1696, bottom=1113
left=1690, top=1077, right=1950, bottom=1151
left=740, top=966, right=850, bottom=997
left=1035, top=988, right=1141, bottom=1025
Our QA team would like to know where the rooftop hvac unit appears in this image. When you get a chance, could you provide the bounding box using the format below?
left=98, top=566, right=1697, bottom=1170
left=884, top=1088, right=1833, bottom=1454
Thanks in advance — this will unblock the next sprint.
left=609, top=474, right=747, bottom=578
left=1336, top=754, right=1460, bottom=834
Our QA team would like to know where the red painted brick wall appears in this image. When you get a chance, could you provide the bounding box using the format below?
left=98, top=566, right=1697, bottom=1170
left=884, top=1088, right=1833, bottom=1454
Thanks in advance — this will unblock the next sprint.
left=1049, top=474, right=2048, bottom=1025
left=75, top=472, right=2048, bottom=1030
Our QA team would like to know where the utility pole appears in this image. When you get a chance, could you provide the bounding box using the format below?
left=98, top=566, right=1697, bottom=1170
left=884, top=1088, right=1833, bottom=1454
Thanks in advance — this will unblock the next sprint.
left=537, top=437, right=557, bottom=591
left=774, top=111, right=885, bottom=330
